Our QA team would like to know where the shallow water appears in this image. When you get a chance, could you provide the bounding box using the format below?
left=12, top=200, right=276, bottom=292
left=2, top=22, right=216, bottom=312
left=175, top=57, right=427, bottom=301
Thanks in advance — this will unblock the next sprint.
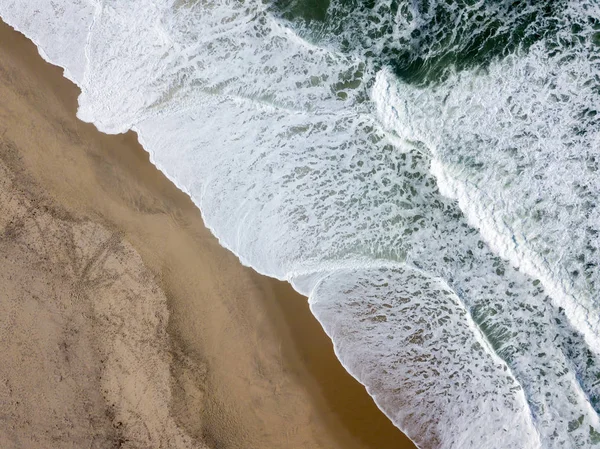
left=2, top=1, right=599, bottom=447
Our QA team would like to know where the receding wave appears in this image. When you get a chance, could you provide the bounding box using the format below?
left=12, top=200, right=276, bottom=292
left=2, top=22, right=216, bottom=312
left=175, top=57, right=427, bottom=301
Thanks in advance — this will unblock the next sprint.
left=1, top=0, right=599, bottom=447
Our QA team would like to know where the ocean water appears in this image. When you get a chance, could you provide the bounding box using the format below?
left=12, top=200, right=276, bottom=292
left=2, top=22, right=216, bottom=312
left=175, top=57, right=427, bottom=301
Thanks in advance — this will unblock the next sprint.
left=1, top=1, right=599, bottom=447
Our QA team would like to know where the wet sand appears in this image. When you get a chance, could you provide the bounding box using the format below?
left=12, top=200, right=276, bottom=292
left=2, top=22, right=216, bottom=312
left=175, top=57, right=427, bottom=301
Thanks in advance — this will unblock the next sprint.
left=0, top=20, right=416, bottom=449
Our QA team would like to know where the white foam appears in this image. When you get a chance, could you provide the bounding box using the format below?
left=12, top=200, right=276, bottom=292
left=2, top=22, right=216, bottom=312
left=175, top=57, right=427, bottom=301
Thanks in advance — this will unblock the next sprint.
left=372, top=29, right=600, bottom=354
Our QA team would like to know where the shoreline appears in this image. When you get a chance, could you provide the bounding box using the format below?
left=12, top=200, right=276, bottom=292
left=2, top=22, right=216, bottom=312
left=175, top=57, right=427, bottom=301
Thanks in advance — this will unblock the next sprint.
left=0, top=18, right=415, bottom=449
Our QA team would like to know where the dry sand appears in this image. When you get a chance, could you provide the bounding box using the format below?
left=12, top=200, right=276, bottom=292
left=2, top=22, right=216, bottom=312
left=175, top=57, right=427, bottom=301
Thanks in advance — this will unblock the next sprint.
left=0, top=20, right=416, bottom=449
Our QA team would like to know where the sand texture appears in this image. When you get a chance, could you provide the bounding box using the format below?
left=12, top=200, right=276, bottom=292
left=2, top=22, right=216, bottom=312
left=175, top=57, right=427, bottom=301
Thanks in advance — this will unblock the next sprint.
left=0, top=20, right=415, bottom=449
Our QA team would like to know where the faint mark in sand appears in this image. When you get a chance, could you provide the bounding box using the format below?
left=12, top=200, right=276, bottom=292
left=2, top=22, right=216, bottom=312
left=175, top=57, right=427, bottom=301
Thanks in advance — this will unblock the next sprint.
left=0, top=157, right=207, bottom=449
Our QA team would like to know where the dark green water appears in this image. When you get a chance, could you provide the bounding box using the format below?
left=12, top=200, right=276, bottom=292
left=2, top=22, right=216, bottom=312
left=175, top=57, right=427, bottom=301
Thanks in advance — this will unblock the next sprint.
left=269, top=0, right=330, bottom=22
left=268, top=0, right=568, bottom=85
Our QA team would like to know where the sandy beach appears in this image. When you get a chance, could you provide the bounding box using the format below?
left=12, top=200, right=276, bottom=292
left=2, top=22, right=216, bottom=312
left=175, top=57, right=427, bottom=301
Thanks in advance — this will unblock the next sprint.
left=0, top=19, right=415, bottom=449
